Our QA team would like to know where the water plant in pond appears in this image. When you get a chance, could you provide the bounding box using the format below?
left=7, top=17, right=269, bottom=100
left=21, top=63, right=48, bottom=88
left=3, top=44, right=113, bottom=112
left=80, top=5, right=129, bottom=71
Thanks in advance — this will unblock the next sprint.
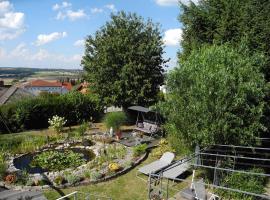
left=31, top=150, right=86, bottom=171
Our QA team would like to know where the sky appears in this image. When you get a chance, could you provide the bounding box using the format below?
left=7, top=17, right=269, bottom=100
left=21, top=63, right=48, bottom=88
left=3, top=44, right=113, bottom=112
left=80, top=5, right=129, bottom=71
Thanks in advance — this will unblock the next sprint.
left=0, top=0, right=198, bottom=69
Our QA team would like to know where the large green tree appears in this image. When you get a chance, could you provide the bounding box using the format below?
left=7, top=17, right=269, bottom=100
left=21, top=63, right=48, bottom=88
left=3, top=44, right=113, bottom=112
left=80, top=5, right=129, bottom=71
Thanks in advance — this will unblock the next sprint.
left=179, top=0, right=270, bottom=80
left=82, top=11, right=167, bottom=108
left=160, top=45, right=266, bottom=150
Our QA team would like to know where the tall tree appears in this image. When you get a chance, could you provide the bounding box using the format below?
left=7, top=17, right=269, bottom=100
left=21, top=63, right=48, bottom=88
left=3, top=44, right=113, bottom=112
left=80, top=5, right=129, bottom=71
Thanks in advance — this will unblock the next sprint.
left=160, top=45, right=266, bottom=151
left=179, top=0, right=270, bottom=80
left=82, top=11, right=167, bottom=108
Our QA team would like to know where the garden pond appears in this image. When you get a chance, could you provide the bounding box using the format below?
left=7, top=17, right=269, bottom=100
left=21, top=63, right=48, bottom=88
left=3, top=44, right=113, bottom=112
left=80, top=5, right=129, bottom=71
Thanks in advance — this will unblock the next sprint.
left=13, top=148, right=95, bottom=174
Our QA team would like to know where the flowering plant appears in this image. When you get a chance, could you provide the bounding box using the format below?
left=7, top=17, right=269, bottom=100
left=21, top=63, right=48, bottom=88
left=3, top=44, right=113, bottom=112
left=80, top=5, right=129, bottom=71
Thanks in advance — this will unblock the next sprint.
left=108, top=163, right=121, bottom=172
left=48, top=115, right=67, bottom=134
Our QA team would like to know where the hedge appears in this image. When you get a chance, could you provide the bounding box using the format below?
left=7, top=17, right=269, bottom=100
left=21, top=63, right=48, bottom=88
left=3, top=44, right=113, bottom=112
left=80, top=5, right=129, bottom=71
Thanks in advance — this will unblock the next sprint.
left=0, top=92, right=104, bottom=134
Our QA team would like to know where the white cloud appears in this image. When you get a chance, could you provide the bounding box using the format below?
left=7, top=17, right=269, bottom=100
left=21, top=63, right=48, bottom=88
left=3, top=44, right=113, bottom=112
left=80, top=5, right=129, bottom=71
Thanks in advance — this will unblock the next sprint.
left=0, top=1, right=12, bottom=14
left=55, top=9, right=86, bottom=21
left=52, top=1, right=71, bottom=11
left=163, top=28, right=182, bottom=46
left=155, top=0, right=199, bottom=6
left=52, top=2, right=87, bottom=21
left=0, top=1, right=25, bottom=40
left=0, top=44, right=82, bottom=68
left=105, top=4, right=117, bottom=12
left=35, top=32, right=67, bottom=46
left=66, top=9, right=86, bottom=21
left=91, top=8, right=103, bottom=14
left=73, top=39, right=84, bottom=47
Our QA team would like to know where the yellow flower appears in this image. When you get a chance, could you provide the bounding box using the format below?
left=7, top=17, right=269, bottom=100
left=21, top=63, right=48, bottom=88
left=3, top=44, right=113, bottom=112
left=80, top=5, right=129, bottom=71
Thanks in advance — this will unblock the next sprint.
left=109, top=163, right=120, bottom=171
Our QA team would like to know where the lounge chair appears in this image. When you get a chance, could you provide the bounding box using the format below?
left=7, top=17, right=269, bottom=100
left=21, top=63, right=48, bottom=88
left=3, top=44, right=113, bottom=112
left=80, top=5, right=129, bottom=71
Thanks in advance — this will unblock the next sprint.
left=138, top=152, right=175, bottom=175
left=162, top=160, right=190, bottom=180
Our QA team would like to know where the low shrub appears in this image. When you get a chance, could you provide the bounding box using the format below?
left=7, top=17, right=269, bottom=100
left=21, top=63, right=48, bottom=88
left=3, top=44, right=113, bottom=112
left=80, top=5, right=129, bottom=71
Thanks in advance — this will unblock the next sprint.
left=216, top=168, right=265, bottom=200
left=103, top=112, right=127, bottom=131
left=90, top=171, right=103, bottom=181
left=64, top=173, right=81, bottom=185
left=0, top=151, right=6, bottom=180
left=0, top=163, right=7, bottom=181
left=17, top=169, right=29, bottom=185
left=123, top=161, right=134, bottom=169
left=83, top=170, right=92, bottom=179
left=151, top=139, right=175, bottom=158
left=54, top=175, right=65, bottom=186
left=133, top=144, right=148, bottom=157
left=76, top=121, right=88, bottom=137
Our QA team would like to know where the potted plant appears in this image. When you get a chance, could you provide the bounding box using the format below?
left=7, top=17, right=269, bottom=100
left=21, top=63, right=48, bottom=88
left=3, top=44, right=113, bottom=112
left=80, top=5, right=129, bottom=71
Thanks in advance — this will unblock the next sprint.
left=103, top=112, right=127, bottom=140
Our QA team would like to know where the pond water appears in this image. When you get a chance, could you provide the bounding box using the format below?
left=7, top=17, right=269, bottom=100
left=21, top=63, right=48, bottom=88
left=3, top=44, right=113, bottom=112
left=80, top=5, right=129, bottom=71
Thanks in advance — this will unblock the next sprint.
left=13, top=148, right=95, bottom=174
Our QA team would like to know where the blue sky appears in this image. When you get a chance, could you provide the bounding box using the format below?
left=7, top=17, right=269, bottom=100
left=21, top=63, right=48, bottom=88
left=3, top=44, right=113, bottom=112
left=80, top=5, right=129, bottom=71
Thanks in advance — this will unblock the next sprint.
left=0, top=0, right=197, bottom=69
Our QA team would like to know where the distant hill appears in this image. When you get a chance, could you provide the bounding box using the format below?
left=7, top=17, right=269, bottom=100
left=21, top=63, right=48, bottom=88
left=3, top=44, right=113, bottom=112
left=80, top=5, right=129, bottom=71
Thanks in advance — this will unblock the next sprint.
left=0, top=67, right=83, bottom=79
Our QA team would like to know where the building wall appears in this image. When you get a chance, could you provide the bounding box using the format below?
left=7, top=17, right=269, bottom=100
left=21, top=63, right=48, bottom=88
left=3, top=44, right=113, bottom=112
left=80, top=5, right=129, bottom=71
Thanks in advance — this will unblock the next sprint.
left=25, top=86, right=69, bottom=96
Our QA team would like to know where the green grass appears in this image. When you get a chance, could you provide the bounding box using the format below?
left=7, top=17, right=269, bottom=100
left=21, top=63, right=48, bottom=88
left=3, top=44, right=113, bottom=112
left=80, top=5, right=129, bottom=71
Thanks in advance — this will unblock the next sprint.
left=0, top=125, right=190, bottom=199
left=43, top=155, right=190, bottom=200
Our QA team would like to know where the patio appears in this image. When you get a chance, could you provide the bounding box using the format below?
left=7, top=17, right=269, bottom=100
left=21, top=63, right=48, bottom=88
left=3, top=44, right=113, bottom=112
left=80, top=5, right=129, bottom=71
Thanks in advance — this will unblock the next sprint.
left=117, top=131, right=160, bottom=148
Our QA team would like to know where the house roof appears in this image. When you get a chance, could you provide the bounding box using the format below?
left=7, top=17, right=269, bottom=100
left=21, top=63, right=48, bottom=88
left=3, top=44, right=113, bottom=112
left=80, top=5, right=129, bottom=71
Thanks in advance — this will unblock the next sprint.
left=24, top=80, right=72, bottom=90
left=25, top=80, right=62, bottom=87
left=62, top=82, right=72, bottom=90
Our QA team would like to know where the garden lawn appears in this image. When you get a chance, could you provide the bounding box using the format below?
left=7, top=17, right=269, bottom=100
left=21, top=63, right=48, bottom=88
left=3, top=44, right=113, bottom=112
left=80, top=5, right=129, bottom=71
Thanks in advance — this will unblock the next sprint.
left=43, top=155, right=189, bottom=200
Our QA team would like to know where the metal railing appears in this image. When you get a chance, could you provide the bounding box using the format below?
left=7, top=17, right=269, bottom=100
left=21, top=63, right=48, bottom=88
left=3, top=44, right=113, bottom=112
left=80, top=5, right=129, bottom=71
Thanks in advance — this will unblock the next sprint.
left=56, top=191, right=112, bottom=200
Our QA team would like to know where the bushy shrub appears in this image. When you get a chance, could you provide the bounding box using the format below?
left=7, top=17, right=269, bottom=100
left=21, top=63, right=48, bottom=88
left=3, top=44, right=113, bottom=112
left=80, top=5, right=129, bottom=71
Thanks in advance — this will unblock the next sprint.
left=103, top=112, right=127, bottom=131
left=48, top=115, right=67, bottom=134
left=64, top=173, right=81, bottom=185
left=76, top=121, right=88, bottom=137
left=17, top=169, right=29, bottom=185
left=133, top=144, right=148, bottom=157
left=90, top=171, right=103, bottom=181
left=83, top=170, right=92, bottom=179
left=216, top=168, right=265, bottom=200
left=152, top=139, right=175, bottom=158
left=0, top=152, right=7, bottom=181
left=0, top=91, right=104, bottom=134
left=0, top=163, right=6, bottom=181
left=159, top=45, right=266, bottom=150
left=54, top=175, right=65, bottom=186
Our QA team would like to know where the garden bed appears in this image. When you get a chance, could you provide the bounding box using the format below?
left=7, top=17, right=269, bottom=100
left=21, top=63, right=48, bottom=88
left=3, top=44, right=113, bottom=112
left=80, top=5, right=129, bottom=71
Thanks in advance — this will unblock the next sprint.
left=0, top=139, right=148, bottom=191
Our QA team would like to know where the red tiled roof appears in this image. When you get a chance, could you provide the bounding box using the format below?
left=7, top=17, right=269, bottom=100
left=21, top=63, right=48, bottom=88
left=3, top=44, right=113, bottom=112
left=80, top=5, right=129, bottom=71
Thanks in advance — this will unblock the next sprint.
left=25, top=80, right=62, bottom=87
left=25, top=80, right=73, bottom=90
left=62, top=82, right=72, bottom=90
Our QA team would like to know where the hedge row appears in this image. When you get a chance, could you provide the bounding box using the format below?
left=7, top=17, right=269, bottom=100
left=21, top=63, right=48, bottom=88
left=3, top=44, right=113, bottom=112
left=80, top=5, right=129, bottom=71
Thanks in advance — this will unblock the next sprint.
left=0, top=92, right=104, bottom=134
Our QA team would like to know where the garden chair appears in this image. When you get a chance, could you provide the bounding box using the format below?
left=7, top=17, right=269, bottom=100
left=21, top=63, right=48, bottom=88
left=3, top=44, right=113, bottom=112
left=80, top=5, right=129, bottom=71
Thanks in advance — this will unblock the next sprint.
left=138, top=152, right=175, bottom=175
